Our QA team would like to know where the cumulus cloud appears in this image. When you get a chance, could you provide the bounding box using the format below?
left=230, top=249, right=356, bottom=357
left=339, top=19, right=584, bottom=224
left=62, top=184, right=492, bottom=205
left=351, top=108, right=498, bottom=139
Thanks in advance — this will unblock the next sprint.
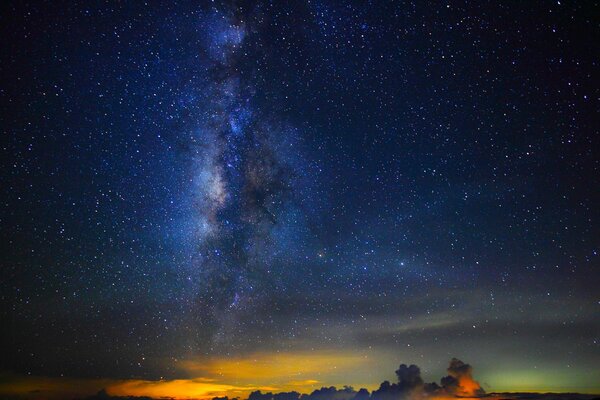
left=439, top=358, right=485, bottom=397
left=244, top=358, right=485, bottom=400
left=247, top=386, right=360, bottom=400
left=75, top=359, right=599, bottom=400
left=371, top=364, right=424, bottom=400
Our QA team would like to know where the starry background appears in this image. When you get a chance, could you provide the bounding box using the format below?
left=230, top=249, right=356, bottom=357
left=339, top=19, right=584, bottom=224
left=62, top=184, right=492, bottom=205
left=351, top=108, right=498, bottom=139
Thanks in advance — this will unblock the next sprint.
left=1, top=0, right=599, bottom=396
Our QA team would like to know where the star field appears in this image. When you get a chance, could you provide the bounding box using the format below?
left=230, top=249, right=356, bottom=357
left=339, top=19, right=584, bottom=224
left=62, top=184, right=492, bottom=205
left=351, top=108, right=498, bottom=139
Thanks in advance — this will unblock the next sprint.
left=0, top=0, right=599, bottom=396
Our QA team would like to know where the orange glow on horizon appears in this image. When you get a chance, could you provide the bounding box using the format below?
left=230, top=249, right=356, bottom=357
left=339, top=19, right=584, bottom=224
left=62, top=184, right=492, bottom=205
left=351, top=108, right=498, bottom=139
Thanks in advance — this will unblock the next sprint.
left=105, top=379, right=277, bottom=399
left=178, top=350, right=373, bottom=385
left=0, top=350, right=374, bottom=399
left=456, top=375, right=483, bottom=397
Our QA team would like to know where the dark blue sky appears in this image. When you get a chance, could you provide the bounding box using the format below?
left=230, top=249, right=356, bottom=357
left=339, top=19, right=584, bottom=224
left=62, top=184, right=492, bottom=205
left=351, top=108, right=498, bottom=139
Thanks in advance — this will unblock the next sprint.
left=1, top=0, right=599, bottom=395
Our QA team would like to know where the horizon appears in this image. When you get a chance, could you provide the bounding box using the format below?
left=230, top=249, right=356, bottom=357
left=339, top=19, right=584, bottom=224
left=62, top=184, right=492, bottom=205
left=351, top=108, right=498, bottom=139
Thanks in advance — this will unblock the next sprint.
left=1, top=0, right=598, bottom=399
left=2, top=356, right=600, bottom=399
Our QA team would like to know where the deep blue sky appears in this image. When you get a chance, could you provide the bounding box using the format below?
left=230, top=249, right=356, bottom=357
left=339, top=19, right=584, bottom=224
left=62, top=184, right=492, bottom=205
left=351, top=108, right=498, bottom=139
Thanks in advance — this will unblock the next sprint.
left=1, top=0, right=599, bottom=395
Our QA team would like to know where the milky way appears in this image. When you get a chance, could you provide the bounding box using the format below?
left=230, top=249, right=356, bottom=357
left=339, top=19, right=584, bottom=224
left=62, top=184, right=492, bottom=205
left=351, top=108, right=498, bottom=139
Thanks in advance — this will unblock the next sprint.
left=187, top=9, right=319, bottom=352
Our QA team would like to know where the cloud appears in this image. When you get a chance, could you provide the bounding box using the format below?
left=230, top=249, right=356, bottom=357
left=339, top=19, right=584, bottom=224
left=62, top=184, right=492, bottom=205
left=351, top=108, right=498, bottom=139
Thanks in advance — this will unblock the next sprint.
left=303, top=386, right=358, bottom=400
left=371, top=364, right=424, bottom=400
left=246, top=386, right=360, bottom=400
left=439, top=358, right=485, bottom=397
left=9, top=358, right=591, bottom=400
left=241, top=358, right=486, bottom=400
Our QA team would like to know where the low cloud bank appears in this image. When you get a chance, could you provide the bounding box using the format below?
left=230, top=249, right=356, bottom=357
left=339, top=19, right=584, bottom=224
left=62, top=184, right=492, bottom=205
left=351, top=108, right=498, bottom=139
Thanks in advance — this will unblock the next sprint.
left=80, top=358, right=599, bottom=400
left=216, top=358, right=485, bottom=400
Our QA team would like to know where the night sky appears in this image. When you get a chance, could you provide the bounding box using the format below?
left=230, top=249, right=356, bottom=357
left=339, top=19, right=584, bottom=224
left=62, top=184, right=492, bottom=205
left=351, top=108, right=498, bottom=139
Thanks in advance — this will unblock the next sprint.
left=1, top=1, right=599, bottom=398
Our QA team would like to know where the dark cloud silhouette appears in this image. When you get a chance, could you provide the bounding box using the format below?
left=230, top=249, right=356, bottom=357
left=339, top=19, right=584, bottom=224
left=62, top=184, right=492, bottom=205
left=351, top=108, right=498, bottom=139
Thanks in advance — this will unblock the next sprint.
left=248, top=359, right=485, bottom=400
left=275, top=392, right=302, bottom=400
left=395, top=364, right=424, bottom=391
left=232, top=393, right=600, bottom=400
left=249, top=387, right=361, bottom=400
left=246, top=391, right=301, bottom=400
left=249, top=391, right=276, bottom=400
left=81, top=360, right=597, bottom=400
left=371, top=364, right=426, bottom=400
left=353, top=388, right=371, bottom=400
left=301, top=386, right=357, bottom=400
left=491, top=394, right=599, bottom=400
